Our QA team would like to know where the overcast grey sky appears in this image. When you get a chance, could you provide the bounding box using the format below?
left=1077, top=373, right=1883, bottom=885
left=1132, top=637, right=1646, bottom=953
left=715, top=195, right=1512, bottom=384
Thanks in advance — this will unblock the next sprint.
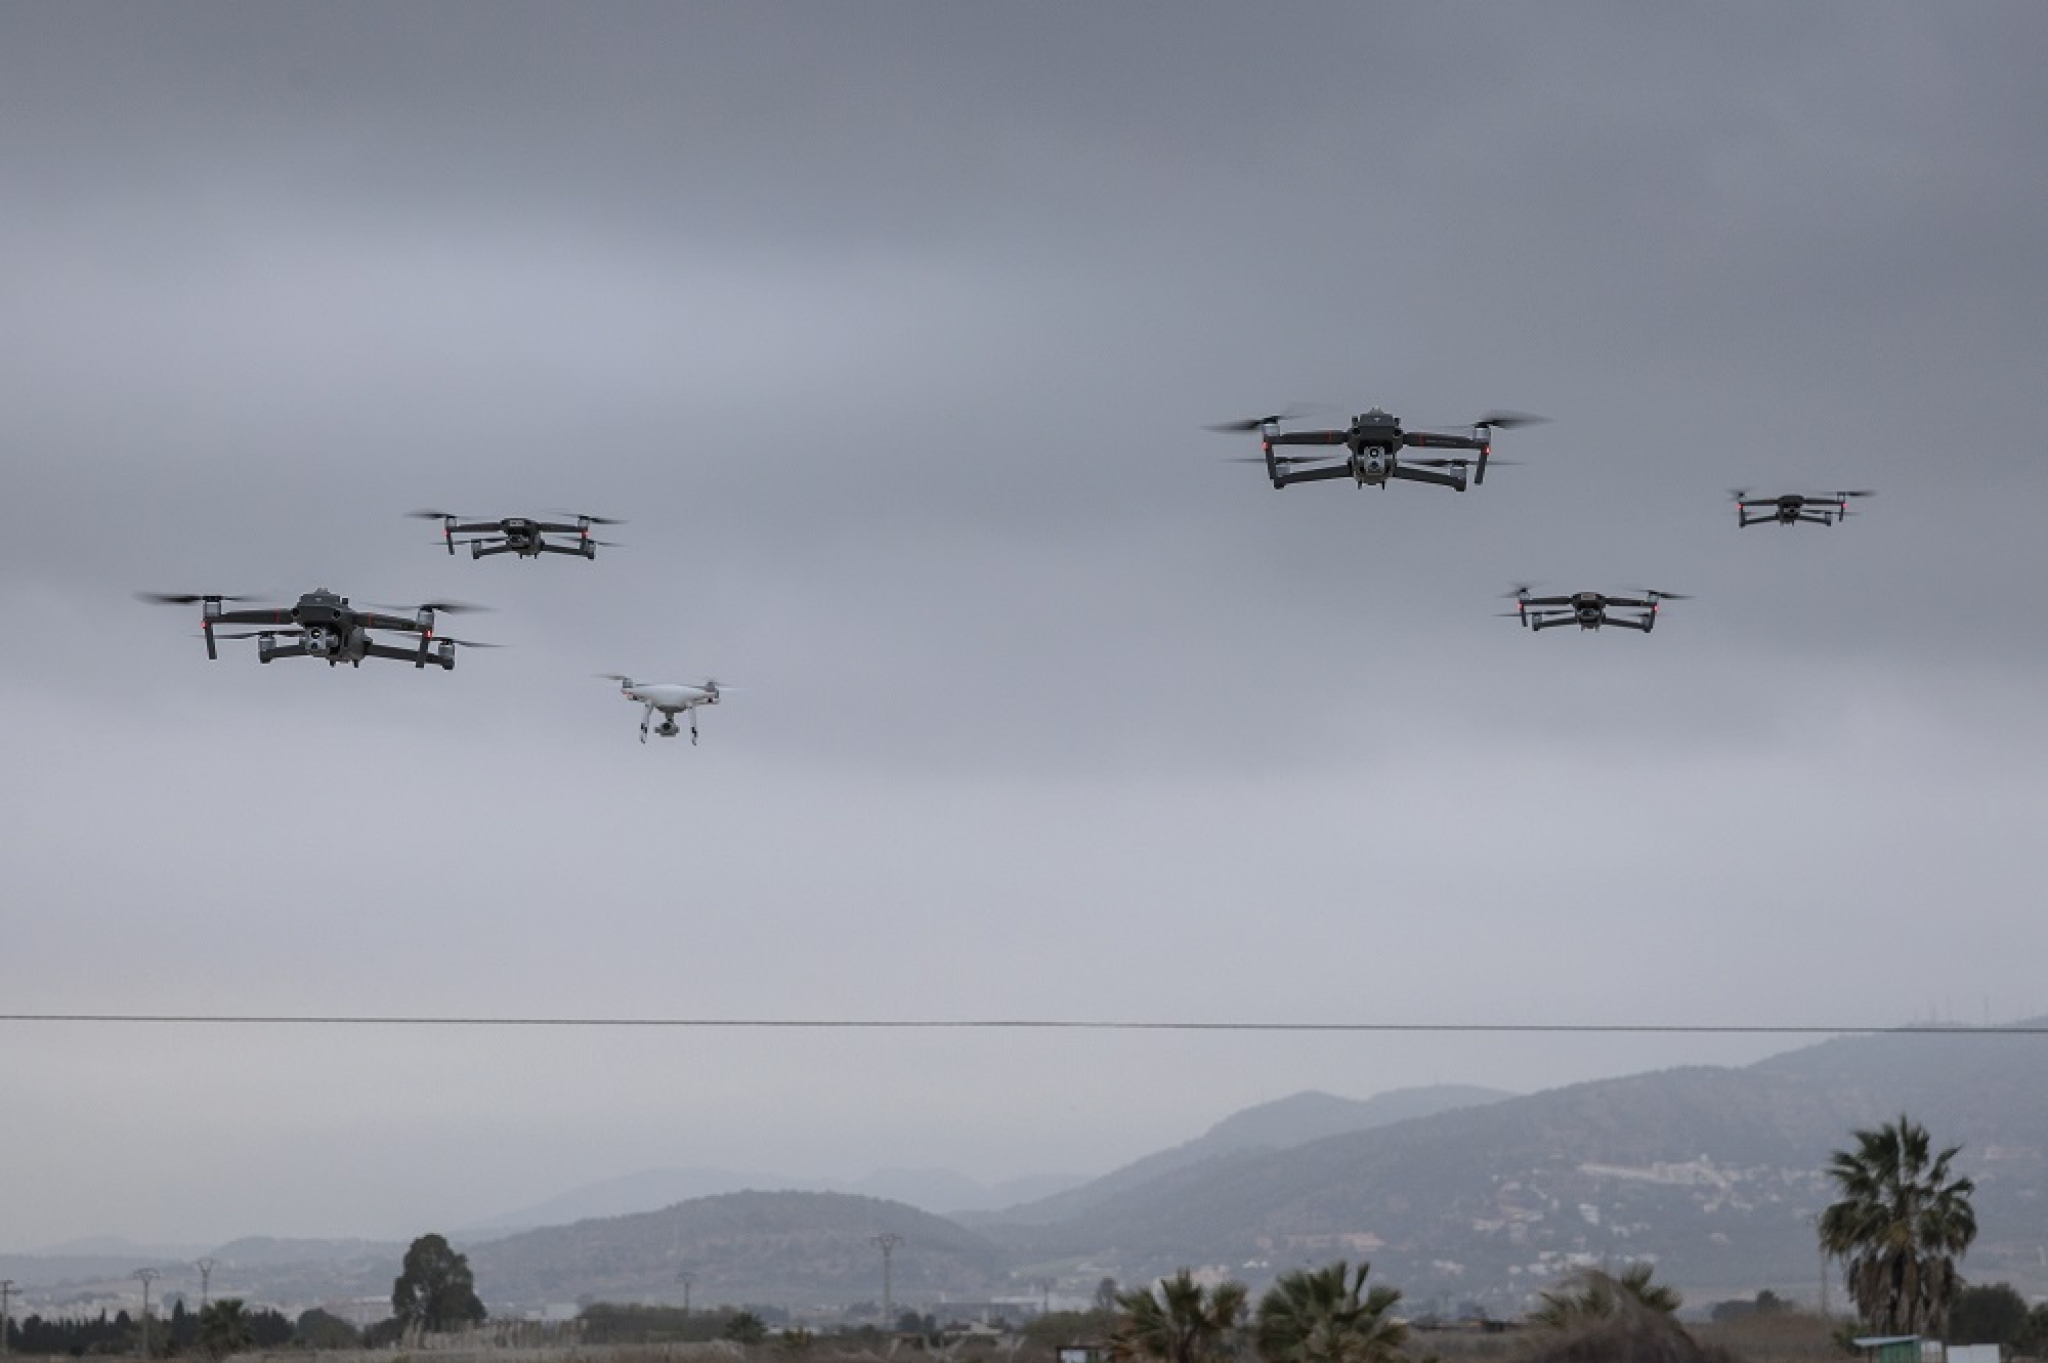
left=3, top=2, right=2046, bottom=1251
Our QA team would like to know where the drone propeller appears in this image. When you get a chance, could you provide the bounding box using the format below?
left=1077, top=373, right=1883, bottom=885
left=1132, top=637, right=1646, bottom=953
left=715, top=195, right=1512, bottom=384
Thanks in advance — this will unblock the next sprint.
left=1834, top=489, right=1875, bottom=499
left=436, top=637, right=504, bottom=649
left=368, top=599, right=491, bottom=615
left=405, top=509, right=460, bottom=520
left=1471, top=409, right=1549, bottom=430
left=547, top=510, right=626, bottom=525
left=138, top=591, right=260, bottom=606
left=1639, top=588, right=1691, bottom=601
left=1502, top=583, right=1542, bottom=599
left=1204, top=403, right=1325, bottom=433
left=1728, top=488, right=1752, bottom=503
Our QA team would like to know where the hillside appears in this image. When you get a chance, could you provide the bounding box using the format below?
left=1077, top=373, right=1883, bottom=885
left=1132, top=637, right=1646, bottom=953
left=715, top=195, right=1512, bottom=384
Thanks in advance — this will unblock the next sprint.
left=972, top=1084, right=1513, bottom=1227
left=5, top=1030, right=2043, bottom=1320
left=464, top=1189, right=1004, bottom=1309
left=979, top=1024, right=2048, bottom=1315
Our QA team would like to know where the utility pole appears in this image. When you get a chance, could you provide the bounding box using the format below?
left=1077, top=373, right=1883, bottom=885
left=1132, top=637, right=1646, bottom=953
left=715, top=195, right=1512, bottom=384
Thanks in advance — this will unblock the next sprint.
left=872, top=1234, right=903, bottom=1331
left=1, top=1278, right=16, bottom=1358
left=677, top=1271, right=695, bottom=1316
left=195, top=1259, right=217, bottom=1312
left=1811, top=1215, right=1832, bottom=1318
left=132, top=1270, right=159, bottom=1359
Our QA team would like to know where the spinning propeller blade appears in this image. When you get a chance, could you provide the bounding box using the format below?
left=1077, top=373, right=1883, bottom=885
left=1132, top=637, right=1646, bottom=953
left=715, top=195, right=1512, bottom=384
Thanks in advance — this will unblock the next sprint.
left=138, top=591, right=259, bottom=605
left=547, top=510, right=626, bottom=525
left=1471, top=409, right=1549, bottom=430
left=368, top=599, right=491, bottom=615
left=1204, top=403, right=1323, bottom=433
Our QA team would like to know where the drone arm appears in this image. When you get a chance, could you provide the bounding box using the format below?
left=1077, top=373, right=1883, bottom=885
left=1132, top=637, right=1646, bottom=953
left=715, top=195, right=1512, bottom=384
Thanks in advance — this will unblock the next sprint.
left=354, top=611, right=424, bottom=633
left=1401, top=430, right=1486, bottom=451
left=257, top=643, right=310, bottom=662
left=362, top=641, right=454, bottom=670
left=212, top=607, right=296, bottom=627
left=1389, top=463, right=1465, bottom=491
left=1605, top=614, right=1655, bottom=633
left=1264, top=430, right=1348, bottom=447
left=1274, top=462, right=1355, bottom=486
left=534, top=541, right=592, bottom=556
left=1527, top=613, right=1578, bottom=632
left=471, top=541, right=519, bottom=558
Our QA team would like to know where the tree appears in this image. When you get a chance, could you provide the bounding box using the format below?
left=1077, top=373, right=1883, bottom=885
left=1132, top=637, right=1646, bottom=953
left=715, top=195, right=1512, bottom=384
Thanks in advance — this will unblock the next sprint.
left=1817, top=1114, right=1977, bottom=1337
left=1530, top=1266, right=1681, bottom=1329
left=1253, top=1260, right=1407, bottom=1363
left=195, top=1299, right=255, bottom=1360
left=1110, top=1270, right=1249, bottom=1363
left=1515, top=1310, right=1737, bottom=1363
left=1709, top=1291, right=1789, bottom=1324
left=1946, top=1284, right=2029, bottom=1346
left=724, top=1311, right=768, bottom=1345
left=392, top=1232, right=487, bottom=1335
left=295, top=1307, right=362, bottom=1350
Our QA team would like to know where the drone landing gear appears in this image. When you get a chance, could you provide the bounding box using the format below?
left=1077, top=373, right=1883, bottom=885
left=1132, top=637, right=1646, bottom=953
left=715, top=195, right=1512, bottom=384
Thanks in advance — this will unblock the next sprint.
left=690, top=714, right=699, bottom=746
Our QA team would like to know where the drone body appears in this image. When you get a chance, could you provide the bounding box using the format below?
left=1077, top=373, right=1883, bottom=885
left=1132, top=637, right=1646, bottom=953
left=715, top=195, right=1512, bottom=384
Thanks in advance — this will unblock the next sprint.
left=603, top=674, right=722, bottom=744
left=140, top=590, right=489, bottom=669
left=410, top=511, right=622, bottom=560
left=1506, top=586, right=1687, bottom=634
left=1730, top=489, right=1872, bottom=527
left=1210, top=408, right=1543, bottom=492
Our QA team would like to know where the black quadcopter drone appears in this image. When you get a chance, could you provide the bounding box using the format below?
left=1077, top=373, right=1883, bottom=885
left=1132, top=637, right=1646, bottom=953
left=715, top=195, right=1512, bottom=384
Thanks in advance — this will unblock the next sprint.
left=1208, top=407, right=1544, bottom=492
left=408, top=510, right=623, bottom=560
left=1730, top=489, right=1872, bottom=528
left=139, top=589, right=492, bottom=669
left=1503, top=585, right=1689, bottom=634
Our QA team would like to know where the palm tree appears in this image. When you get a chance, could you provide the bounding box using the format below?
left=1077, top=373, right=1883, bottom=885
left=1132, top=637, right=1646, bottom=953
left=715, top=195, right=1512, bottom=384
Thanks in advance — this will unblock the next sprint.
left=1253, top=1260, right=1407, bottom=1363
left=195, top=1299, right=255, bottom=1360
left=1818, top=1113, right=1977, bottom=1336
left=1529, top=1265, right=1681, bottom=1328
left=1110, top=1269, right=1249, bottom=1363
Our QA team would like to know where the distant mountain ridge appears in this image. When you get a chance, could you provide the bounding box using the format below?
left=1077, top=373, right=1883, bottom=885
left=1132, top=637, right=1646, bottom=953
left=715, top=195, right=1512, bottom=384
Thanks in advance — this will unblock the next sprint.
left=975, top=1023, right=2048, bottom=1313
left=971, top=1084, right=1513, bottom=1226
left=11, top=1033, right=2048, bottom=1318
left=465, top=1189, right=1003, bottom=1308
left=461, top=1167, right=1086, bottom=1239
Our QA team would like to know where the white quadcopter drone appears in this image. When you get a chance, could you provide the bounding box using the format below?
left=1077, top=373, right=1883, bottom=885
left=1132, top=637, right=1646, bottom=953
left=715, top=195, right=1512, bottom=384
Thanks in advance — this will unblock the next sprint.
left=601, top=674, right=723, bottom=744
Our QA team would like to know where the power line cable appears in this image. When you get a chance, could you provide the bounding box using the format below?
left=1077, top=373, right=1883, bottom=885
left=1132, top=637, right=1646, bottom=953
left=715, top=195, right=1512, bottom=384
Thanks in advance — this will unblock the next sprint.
left=0, top=1014, right=2043, bottom=1035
